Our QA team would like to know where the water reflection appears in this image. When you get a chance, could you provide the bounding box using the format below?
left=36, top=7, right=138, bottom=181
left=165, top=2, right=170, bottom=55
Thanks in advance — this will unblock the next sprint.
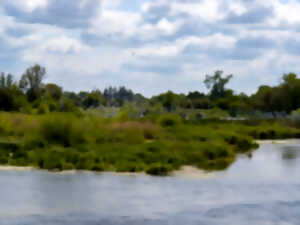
left=0, top=141, right=300, bottom=225
left=281, top=146, right=300, bottom=160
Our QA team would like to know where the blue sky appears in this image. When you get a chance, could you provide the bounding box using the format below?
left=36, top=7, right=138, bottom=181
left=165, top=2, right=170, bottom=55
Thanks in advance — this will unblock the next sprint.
left=1, top=0, right=300, bottom=97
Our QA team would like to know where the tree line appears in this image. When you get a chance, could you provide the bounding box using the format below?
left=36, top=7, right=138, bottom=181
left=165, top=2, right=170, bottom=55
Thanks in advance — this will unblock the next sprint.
left=1, top=64, right=300, bottom=116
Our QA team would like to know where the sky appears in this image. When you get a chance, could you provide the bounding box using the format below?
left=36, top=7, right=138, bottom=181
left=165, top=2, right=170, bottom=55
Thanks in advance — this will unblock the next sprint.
left=1, top=0, right=300, bottom=97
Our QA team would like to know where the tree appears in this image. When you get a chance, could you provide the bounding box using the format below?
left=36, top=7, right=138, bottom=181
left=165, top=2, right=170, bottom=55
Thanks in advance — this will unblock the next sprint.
left=44, top=83, right=63, bottom=101
left=82, top=90, right=106, bottom=109
left=251, top=85, right=285, bottom=114
left=187, top=91, right=206, bottom=100
left=0, top=72, right=14, bottom=89
left=0, top=73, right=27, bottom=111
left=151, top=91, right=178, bottom=112
left=63, top=91, right=82, bottom=106
left=19, top=64, right=46, bottom=101
left=204, top=71, right=233, bottom=100
left=103, top=86, right=135, bottom=106
left=280, top=73, right=300, bottom=112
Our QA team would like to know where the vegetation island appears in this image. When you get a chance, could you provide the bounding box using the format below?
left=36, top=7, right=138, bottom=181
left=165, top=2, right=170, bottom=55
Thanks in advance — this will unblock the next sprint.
left=1, top=64, right=300, bottom=175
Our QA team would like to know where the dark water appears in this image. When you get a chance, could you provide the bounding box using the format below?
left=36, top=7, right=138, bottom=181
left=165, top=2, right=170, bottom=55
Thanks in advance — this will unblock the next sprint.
left=1, top=141, right=300, bottom=225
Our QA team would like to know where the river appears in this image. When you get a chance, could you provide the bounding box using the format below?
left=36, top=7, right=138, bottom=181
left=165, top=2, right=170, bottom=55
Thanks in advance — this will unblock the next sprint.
left=0, top=140, right=300, bottom=225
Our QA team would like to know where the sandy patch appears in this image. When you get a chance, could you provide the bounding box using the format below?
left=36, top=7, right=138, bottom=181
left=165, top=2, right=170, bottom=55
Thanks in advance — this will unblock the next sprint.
left=0, top=166, right=34, bottom=171
left=256, top=139, right=298, bottom=145
left=172, top=166, right=214, bottom=179
left=0, top=165, right=214, bottom=179
left=113, top=171, right=146, bottom=177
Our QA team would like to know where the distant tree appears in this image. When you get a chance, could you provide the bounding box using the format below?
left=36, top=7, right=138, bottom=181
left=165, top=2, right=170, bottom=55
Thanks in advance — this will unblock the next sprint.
left=280, top=73, right=300, bottom=112
left=0, top=72, right=14, bottom=89
left=192, top=98, right=213, bottom=109
left=0, top=89, right=14, bottom=111
left=251, top=85, right=285, bottom=115
left=59, top=98, right=77, bottom=112
left=103, top=86, right=134, bottom=106
left=82, top=90, right=106, bottom=109
left=187, top=91, right=206, bottom=100
left=79, top=91, right=89, bottom=100
left=250, top=73, right=300, bottom=114
left=63, top=92, right=82, bottom=106
left=44, top=83, right=63, bottom=101
left=0, top=73, right=27, bottom=111
left=118, top=86, right=134, bottom=101
left=204, top=71, right=233, bottom=100
left=19, top=64, right=46, bottom=102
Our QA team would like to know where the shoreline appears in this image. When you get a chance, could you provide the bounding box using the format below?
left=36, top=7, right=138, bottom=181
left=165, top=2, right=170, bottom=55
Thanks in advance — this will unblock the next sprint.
left=0, top=165, right=213, bottom=179
left=0, top=140, right=297, bottom=176
left=0, top=166, right=34, bottom=171
left=171, top=166, right=214, bottom=179
left=255, top=139, right=300, bottom=144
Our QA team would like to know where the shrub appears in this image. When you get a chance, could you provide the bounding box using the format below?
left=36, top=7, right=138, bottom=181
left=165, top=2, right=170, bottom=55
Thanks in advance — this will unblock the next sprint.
left=42, top=152, right=63, bottom=170
left=146, top=163, right=172, bottom=176
left=91, top=164, right=104, bottom=172
left=158, top=114, right=182, bottom=127
left=37, top=103, right=49, bottom=114
left=0, top=155, right=8, bottom=164
left=62, top=162, right=75, bottom=170
left=39, top=114, right=88, bottom=147
left=75, top=154, right=93, bottom=170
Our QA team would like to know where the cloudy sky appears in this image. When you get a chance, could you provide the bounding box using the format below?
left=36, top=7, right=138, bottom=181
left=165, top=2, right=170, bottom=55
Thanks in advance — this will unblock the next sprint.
left=1, top=0, right=300, bottom=96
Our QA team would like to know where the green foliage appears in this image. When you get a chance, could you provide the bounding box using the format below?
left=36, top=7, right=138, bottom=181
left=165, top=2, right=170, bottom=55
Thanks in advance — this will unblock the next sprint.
left=39, top=114, right=87, bottom=147
left=44, top=83, right=63, bottom=101
left=82, top=90, right=106, bottom=109
left=59, top=98, right=77, bottom=112
left=204, top=70, right=233, bottom=100
left=19, top=64, right=46, bottom=102
left=2, top=65, right=300, bottom=176
left=37, top=103, right=50, bottom=114
left=158, top=114, right=182, bottom=127
left=251, top=73, right=300, bottom=113
left=0, top=112, right=299, bottom=175
left=146, top=163, right=172, bottom=176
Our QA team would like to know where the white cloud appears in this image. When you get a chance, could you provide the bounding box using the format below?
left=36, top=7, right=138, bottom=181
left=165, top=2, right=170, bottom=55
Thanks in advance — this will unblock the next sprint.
left=272, top=0, right=300, bottom=24
left=2, top=0, right=300, bottom=96
left=90, top=9, right=141, bottom=38
left=133, top=33, right=236, bottom=58
left=9, top=0, right=48, bottom=12
left=228, top=2, right=247, bottom=16
left=41, top=36, right=87, bottom=54
left=156, top=18, right=180, bottom=36
left=171, top=0, right=224, bottom=23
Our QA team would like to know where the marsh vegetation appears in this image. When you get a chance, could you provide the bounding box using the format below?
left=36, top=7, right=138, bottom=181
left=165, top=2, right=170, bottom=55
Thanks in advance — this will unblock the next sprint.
left=1, top=65, right=300, bottom=175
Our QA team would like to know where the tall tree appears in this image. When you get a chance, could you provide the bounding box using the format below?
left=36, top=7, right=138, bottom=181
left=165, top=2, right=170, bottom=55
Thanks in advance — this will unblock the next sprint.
left=19, top=64, right=46, bottom=101
left=44, top=83, right=63, bottom=101
left=204, top=70, right=233, bottom=100
left=0, top=72, right=14, bottom=89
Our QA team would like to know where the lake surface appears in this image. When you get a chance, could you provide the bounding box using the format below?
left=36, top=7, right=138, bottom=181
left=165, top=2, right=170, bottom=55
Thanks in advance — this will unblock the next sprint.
left=1, top=140, right=300, bottom=225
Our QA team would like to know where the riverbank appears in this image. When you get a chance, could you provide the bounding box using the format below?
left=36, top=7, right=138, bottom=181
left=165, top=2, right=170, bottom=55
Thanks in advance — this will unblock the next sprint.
left=0, top=165, right=213, bottom=180
left=0, top=166, right=34, bottom=171
left=0, top=112, right=300, bottom=175
left=255, top=139, right=299, bottom=144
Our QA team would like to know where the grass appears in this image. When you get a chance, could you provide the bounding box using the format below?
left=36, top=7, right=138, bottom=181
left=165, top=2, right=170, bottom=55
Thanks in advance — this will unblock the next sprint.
left=0, top=112, right=299, bottom=175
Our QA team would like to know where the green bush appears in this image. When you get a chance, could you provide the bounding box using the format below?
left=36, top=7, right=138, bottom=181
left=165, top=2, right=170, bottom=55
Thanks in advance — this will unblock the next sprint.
left=146, top=163, right=172, bottom=176
left=37, top=103, right=49, bottom=114
left=62, top=162, right=75, bottom=170
left=41, top=152, right=63, bottom=170
left=158, top=114, right=182, bottom=127
left=39, top=114, right=87, bottom=147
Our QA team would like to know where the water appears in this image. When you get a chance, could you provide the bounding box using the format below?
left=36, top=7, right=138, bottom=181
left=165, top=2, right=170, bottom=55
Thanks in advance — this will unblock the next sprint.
left=1, top=140, right=300, bottom=225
